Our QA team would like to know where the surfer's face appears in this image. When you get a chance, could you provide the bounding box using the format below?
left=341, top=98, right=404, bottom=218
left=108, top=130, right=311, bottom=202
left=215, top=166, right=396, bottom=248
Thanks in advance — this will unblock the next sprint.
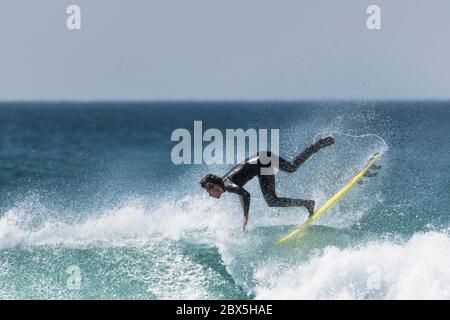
left=206, top=184, right=224, bottom=199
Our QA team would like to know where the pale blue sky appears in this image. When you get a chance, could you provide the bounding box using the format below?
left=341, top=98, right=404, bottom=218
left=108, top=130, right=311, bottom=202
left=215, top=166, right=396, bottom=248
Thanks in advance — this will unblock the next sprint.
left=0, top=0, right=449, bottom=101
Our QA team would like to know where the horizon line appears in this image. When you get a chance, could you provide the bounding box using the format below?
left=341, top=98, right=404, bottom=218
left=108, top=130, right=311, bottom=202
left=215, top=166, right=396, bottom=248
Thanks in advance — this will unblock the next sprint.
left=0, top=98, right=449, bottom=104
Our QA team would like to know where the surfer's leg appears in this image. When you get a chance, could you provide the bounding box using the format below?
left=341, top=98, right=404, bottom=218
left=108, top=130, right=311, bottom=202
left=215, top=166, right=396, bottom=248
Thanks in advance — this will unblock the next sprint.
left=258, top=175, right=315, bottom=216
left=278, top=137, right=335, bottom=173
left=276, top=146, right=319, bottom=173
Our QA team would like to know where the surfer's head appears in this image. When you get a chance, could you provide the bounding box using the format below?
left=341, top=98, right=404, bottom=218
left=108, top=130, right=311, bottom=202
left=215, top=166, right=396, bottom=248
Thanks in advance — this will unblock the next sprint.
left=200, top=174, right=225, bottom=199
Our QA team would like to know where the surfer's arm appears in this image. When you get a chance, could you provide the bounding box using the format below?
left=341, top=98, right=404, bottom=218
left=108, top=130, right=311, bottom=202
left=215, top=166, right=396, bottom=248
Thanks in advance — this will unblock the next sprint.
left=224, top=180, right=250, bottom=231
left=240, top=191, right=250, bottom=231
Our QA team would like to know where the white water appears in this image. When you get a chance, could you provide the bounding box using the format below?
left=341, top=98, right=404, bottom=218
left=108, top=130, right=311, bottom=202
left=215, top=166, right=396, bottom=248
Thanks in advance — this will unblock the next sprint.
left=1, top=195, right=450, bottom=299
left=254, top=231, right=450, bottom=300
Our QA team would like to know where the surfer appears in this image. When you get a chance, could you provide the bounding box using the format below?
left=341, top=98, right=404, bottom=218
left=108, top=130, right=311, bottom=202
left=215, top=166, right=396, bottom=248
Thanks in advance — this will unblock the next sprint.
left=200, top=137, right=335, bottom=231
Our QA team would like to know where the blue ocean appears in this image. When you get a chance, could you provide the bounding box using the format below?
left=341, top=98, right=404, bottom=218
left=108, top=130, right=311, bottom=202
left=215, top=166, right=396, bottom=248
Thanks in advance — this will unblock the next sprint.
left=0, top=101, right=449, bottom=299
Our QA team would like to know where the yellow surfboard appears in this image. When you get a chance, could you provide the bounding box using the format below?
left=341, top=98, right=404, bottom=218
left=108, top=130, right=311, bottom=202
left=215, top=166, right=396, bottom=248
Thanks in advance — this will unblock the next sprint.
left=277, top=152, right=381, bottom=244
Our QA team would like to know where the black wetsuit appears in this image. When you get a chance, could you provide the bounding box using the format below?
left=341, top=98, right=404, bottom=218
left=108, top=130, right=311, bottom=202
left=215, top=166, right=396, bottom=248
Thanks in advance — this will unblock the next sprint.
left=221, top=138, right=334, bottom=219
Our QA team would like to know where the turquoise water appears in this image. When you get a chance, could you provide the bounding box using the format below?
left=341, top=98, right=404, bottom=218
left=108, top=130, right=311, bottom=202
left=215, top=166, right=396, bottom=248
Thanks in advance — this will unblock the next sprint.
left=0, top=101, right=449, bottom=299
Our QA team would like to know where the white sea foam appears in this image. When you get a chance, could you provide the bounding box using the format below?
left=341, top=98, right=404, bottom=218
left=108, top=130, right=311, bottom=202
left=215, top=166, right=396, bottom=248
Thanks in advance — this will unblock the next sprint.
left=0, top=195, right=240, bottom=299
left=0, top=191, right=317, bottom=249
left=254, top=231, right=450, bottom=300
left=2, top=192, right=449, bottom=300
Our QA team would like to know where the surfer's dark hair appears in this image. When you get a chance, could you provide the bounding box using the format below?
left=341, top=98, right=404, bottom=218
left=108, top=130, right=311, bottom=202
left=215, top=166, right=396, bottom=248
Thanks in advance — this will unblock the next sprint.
left=200, top=174, right=224, bottom=189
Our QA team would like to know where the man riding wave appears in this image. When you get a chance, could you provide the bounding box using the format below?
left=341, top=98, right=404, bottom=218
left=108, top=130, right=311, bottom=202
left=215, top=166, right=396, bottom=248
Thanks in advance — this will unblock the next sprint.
left=200, top=137, right=335, bottom=231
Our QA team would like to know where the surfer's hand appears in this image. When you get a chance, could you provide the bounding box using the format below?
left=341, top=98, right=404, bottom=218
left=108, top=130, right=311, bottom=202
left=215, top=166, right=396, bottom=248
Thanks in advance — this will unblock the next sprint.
left=242, top=216, right=248, bottom=232
left=315, top=136, right=335, bottom=149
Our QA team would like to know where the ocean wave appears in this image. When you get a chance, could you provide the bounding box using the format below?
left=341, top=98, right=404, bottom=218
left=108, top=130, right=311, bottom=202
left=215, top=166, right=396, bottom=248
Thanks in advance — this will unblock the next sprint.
left=0, top=190, right=333, bottom=250
left=2, top=191, right=448, bottom=299
left=0, top=195, right=237, bottom=249
left=254, top=231, right=450, bottom=299
left=0, top=196, right=245, bottom=299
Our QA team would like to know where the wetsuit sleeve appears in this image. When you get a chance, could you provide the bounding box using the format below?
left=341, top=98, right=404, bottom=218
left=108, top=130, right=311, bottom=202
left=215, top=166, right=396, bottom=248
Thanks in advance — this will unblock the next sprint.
left=224, top=180, right=250, bottom=219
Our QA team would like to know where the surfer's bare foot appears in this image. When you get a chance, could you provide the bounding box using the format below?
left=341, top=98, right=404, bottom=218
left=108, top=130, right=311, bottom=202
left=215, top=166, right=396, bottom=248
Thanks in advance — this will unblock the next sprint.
left=305, top=200, right=315, bottom=217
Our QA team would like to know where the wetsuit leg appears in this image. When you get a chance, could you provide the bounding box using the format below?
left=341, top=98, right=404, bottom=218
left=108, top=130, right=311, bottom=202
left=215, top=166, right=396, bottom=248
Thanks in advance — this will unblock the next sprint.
left=277, top=144, right=318, bottom=173
left=258, top=175, right=314, bottom=214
